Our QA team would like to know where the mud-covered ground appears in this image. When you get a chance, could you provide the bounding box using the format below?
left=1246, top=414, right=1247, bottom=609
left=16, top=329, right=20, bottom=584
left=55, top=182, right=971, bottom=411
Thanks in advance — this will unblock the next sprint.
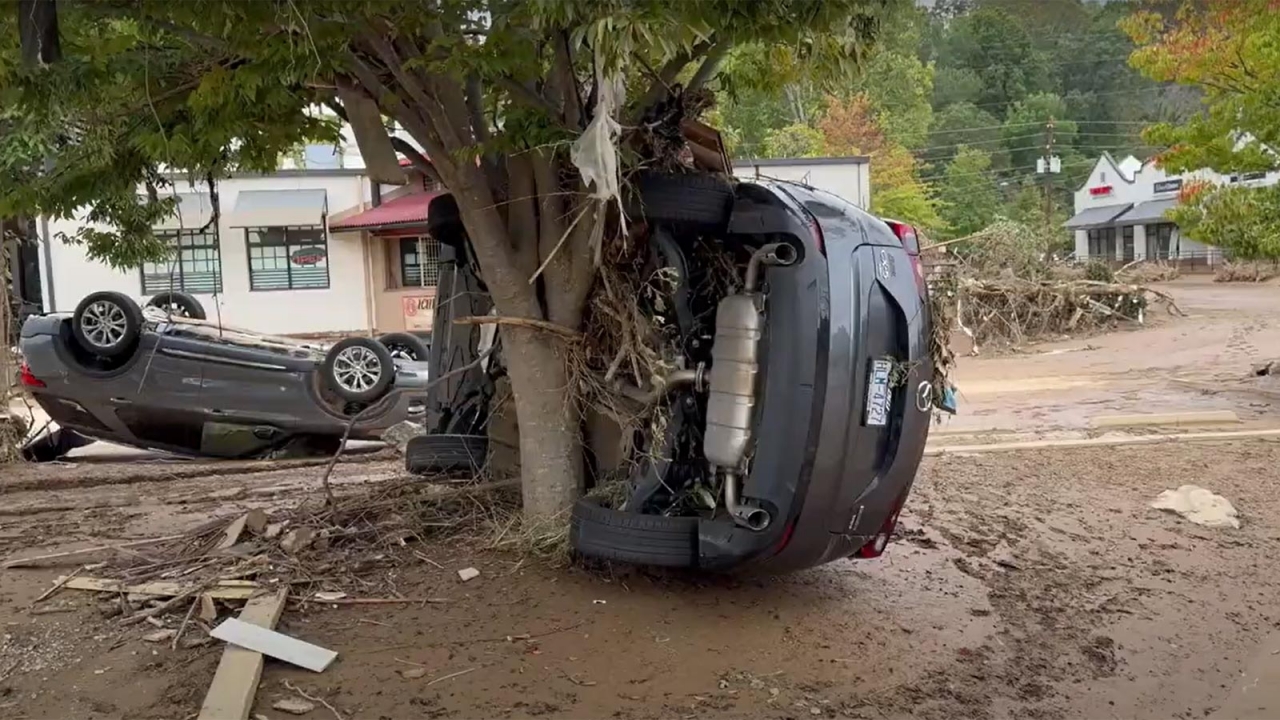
left=2, top=276, right=1279, bottom=719
left=2, top=441, right=1278, bottom=720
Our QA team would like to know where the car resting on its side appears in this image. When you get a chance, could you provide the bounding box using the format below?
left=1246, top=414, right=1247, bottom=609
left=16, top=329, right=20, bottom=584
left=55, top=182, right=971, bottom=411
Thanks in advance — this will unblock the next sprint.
left=17, top=290, right=433, bottom=460
left=419, top=173, right=932, bottom=574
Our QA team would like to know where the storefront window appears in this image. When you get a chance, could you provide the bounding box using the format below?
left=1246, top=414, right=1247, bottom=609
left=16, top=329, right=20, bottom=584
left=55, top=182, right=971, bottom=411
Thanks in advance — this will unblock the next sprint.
left=1086, top=227, right=1117, bottom=259
left=245, top=226, right=329, bottom=291
left=1145, top=223, right=1175, bottom=259
left=140, top=229, right=222, bottom=295
left=1122, top=226, right=1135, bottom=262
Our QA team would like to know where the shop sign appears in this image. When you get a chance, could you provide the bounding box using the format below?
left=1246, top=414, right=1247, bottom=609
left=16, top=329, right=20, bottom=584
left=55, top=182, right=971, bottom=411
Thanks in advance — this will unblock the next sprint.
left=1089, top=185, right=1113, bottom=197
left=402, top=295, right=436, bottom=331
left=1153, top=179, right=1182, bottom=194
left=290, top=246, right=327, bottom=266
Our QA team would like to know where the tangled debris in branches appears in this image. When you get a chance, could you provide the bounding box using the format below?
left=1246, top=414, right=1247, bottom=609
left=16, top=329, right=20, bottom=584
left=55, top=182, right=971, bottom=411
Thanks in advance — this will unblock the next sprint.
left=955, top=277, right=1182, bottom=347
left=1215, top=260, right=1279, bottom=283
left=1116, top=261, right=1181, bottom=284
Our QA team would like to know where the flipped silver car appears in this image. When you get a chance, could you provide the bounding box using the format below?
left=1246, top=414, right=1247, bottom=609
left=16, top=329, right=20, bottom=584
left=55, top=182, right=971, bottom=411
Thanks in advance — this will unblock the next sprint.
left=18, top=290, right=431, bottom=459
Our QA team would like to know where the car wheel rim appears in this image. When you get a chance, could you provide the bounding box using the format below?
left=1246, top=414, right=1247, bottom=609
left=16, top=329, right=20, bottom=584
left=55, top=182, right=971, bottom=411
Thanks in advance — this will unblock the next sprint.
left=333, top=346, right=382, bottom=394
left=82, top=300, right=128, bottom=348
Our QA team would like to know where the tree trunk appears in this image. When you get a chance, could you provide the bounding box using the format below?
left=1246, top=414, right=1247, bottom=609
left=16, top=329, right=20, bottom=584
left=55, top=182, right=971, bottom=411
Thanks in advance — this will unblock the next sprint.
left=500, top=326, right=583, bottom=520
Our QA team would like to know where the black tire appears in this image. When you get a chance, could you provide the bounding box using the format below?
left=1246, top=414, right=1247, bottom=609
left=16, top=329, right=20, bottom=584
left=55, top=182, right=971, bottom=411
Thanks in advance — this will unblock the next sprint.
left=146, top=291, right=206, bottom=320
left=72, top=291, right=143, bottom=359
left=570, top=497, right=699, bottom=568
left=627, top=171, right=734, bottom=233
left=405, top=433, right=488, bottom=474
left=322, top=337, right=395, bottom=403
left=378, top=332, right=431, bottom=362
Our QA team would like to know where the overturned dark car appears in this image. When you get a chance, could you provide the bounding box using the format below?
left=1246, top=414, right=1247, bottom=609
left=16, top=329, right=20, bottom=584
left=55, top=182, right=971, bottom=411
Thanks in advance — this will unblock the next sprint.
left=416, top=168, right=935, bottom=575
left=18, top=290, right=432, bottom=460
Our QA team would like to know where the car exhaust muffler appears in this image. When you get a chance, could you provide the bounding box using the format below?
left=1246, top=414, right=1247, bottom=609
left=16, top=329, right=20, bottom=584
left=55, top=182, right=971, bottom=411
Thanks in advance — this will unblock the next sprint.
left=704, top=242, right=798, bottom=531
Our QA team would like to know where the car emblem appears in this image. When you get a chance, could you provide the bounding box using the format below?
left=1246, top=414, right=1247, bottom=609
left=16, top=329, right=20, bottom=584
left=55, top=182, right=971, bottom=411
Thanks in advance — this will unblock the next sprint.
left=877, top=249, right=895, bottom=279
left=915, top=381, right=932, bottom=412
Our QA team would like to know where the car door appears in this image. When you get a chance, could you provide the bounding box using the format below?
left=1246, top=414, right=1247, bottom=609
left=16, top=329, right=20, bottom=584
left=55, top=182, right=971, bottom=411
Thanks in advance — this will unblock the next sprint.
left=114, top=329, right=207, bottom=451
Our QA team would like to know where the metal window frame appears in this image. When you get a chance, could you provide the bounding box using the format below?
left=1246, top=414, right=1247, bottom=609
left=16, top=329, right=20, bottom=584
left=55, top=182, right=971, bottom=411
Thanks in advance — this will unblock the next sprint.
left=398, top=235, right=440, bottom=287
left=244, top=224, right=331, bottom=292
left=139, top=227, right=223, bottom=295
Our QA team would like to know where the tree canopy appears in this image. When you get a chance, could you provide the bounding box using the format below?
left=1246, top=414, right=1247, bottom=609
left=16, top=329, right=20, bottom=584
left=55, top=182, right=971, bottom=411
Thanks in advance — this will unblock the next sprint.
left=0, top=0, right=894, bottom=519
left=1123, top=0, right=1280, bottom=258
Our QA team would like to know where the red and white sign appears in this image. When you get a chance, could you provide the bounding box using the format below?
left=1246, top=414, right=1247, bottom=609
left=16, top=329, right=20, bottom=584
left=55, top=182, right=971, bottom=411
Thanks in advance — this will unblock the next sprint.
left=1089, top=185, right=1113, bottom=197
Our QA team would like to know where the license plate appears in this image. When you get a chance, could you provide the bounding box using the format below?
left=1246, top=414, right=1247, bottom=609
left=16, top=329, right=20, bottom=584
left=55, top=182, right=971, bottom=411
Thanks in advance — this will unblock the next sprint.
left=865, top=359, right=892, bottom=427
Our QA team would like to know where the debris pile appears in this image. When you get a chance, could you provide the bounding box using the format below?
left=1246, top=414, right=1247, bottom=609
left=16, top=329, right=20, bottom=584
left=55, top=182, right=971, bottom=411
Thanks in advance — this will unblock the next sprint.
left=927, top=220, right=1185, bottom=351
left=1215, top=260, right=1279, bottom=283
left=1116, top=261, right=1181, bottom=284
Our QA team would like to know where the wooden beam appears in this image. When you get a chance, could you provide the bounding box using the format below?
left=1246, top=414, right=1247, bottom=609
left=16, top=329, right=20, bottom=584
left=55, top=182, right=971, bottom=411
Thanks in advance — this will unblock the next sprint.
left=56, top=576, right=259, bottom=600
left=925, top=428, right=1280, bottom=456
left=197, top=588, right=290, bottom=720
left=1089, top=410, right=1241, bottom=429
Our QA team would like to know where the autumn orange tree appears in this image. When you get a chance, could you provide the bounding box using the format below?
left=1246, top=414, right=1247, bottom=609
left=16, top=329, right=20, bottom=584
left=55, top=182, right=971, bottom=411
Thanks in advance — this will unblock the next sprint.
left=819, top=94, right=942, bottom=230
left=1123, top=0, right=1280, bottom=258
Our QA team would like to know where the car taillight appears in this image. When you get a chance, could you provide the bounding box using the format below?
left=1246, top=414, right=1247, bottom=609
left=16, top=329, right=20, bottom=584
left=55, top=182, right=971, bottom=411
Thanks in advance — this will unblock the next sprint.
left=888, top=222, right=927, bottom=295
left=807, top=215, right=826, bottom=256
left=19, top=363, right=45, bottom=389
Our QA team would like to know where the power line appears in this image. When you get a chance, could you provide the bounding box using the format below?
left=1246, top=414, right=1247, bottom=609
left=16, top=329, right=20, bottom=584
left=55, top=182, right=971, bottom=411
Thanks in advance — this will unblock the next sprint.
left=916, top=130, right=1150, bottom=154
left=927, top=119, right=1160, bottom=136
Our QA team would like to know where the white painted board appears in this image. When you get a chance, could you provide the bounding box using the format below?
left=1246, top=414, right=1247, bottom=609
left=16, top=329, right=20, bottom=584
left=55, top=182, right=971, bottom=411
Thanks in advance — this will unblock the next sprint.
left=210, top=618, right=338, bottom=673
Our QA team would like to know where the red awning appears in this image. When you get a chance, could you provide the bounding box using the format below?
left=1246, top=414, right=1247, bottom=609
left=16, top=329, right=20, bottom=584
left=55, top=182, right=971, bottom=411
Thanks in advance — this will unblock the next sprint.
left=330, top=191, right=444, bottom=232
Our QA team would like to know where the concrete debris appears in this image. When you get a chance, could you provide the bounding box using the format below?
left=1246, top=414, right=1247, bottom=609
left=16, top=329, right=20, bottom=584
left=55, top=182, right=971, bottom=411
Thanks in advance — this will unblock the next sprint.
left=272, top=697, right=316, bottom=715
left=381, top=420, right=425, bottom=454
left=1152, top=485, right=1240, bottom=529
left=245, top=509, right=269, bottom=535
left=143, top=629, right=177, bottom=643
left=280, top=528, right=316, bottom=554
left=264, top=522, right=286, bottom=540
left=457, top=567, right=480, bottom=582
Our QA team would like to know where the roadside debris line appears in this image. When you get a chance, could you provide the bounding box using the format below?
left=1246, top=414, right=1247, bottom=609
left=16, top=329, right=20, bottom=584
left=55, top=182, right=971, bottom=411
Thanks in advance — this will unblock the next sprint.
left=1152, top=485, right=1241, bottom=529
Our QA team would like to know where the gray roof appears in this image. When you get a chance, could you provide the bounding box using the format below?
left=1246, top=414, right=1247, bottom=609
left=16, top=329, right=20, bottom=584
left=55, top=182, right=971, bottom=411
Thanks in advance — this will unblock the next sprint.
left=1064, top=204, right=1132, bottom=229
left=1115, top=198, right=1178, bottom=225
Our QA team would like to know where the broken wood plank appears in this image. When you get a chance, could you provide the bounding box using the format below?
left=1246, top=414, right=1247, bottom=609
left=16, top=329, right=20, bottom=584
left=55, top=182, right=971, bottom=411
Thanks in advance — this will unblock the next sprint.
left=2, top=535, right=187, bottom=568
left=925, top=428, right=1280, bottom=456
left=210, top=618, right=337, bottom=673
left=216, top=515, right=250, bottom=551
left=57, top=576, right=259, bottom=600
left=1089, top=410, right=1241, bottom=429
left=197, top=588, right=289, bottom=720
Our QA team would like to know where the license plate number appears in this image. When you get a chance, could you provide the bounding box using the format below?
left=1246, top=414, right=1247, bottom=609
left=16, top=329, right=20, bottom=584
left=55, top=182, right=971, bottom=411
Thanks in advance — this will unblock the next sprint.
left=865, top=359, right=892, bottom=427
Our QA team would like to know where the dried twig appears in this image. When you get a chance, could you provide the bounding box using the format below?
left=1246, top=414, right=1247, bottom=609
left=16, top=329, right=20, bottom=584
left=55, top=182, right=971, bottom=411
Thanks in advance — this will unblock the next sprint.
left=454, top=315, right=583, bottom=340
left=426, top=666, right=478, bottom=686
left=283, top=680, right=344, bottom=720
left=171, top=595, right=200, bottom=650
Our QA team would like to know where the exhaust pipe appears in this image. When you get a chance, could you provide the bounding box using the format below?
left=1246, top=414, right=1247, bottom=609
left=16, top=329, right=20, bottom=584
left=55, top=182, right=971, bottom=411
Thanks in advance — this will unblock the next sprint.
left=701, top=242, right=797, bottom=532
left=723, top=470, right=771, bottom=531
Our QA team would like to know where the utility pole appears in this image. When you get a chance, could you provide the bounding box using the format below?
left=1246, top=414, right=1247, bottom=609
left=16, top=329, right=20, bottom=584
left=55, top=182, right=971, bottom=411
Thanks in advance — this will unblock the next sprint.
left=1042, top=117, right=1056, bottom=229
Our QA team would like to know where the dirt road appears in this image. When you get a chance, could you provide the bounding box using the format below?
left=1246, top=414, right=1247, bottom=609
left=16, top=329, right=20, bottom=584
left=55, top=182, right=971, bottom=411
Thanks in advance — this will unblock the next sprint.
left=1, top=276, right=1278, bottom=719
left=951, top=276, right=1280, bottom=434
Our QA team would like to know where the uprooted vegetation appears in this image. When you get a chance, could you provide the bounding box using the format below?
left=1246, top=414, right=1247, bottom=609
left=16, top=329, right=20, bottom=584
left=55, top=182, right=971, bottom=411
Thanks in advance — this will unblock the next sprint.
left=930, top=220, right=1184, bottom=351
left=1215, top=260, right=1280, bottom=283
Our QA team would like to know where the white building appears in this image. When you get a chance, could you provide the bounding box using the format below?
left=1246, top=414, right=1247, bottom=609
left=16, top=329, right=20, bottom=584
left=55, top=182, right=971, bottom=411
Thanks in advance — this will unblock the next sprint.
left=38, top=154, right=870, bottom=338
left=1067, top=152, right=1280, bottom=265
left=733, top=156, right=871, bottom=209
left=41, top=169, right=383, bottom=337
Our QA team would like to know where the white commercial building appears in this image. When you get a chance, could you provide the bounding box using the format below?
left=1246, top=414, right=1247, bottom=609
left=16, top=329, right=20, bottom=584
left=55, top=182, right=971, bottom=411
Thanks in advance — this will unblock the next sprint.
left=1067, top=152, right=1280, bottom=265
left=733, top=156, right=872, bottom=209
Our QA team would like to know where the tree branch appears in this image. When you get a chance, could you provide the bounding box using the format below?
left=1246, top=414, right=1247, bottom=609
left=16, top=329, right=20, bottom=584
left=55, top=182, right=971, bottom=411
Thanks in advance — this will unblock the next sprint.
left=494, top=74, right=566, bottom=124
left=686, top=41, right=731, bottom=92
left=550, top=30, right=583, bottom=128
left=635, top=39, right=714, bottom=117
left=464, top=73, right=491, bottom=145
left=507, top=152, right=540, bottom=278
